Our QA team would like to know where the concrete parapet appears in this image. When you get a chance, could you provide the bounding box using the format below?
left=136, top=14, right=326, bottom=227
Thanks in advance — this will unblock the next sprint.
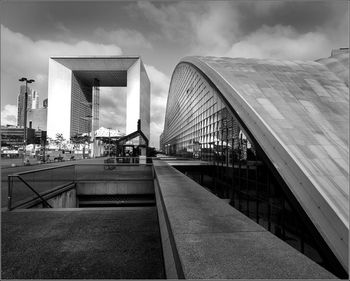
left=153, top=160, right=336, bottom=279
left=76, top=180, right=154, bottom=195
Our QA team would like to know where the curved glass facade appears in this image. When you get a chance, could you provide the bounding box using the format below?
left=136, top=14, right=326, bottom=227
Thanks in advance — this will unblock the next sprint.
left=162, top=62, right=347, bottom=278
left=164, top=63, right=245, bottom=158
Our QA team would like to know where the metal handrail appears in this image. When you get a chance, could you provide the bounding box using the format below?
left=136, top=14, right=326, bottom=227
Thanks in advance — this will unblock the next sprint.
left=8, top=174, right=53, bottom=210
left=16, top=176, right=52, bottom=209
left=9, top=182, right=75, bottom=210
left=79, top=163, right=153, bottom=166
left=7, top=164, right=74, bottom=211
left=7, top=160, right=156, bottom=210
left=10, top=164, right=75, bottom=176
left=7, top=175, right=13, bottom=210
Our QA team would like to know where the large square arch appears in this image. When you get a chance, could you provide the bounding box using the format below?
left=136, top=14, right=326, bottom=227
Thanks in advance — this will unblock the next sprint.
left=47, top=56, right=150, bottom=141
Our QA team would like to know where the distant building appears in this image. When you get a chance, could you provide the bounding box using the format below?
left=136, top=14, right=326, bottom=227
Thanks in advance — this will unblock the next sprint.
left=17, top=85, right=40, bottom=127
left=159, top=132, right=164, bottom=152
left=27, top=108, right=47, bottom=131
left=47, top=56, right=150, bottom=143
left=1, top=126, right=24, bottom=148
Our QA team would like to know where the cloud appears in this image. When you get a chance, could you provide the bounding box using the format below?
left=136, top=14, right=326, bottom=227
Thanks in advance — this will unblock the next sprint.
left=2, top=1, right=347, bottom=148
left=226, top=24, right=333, bottom=60
left=99, top=87, right=126, bottom=132
left=98, top=64, right=170, bottom=148
left=1, top=25, right=123, bottom=107
left=137, top=1, right=187, bottom=39
left=97, top=64, right=170, bottom=149
left=1, top=104, right=17, bottom=125
left=94, top=28, right=152, bottom=49
left=1, top=26, right=170, bottom=148
left=137, top=2, right=240, bottom=55
left=249, top=1, right=285, bottom=16
left=188, top=2, right=241, bottom=56
left=1, top=24, right=127, bottom=135
left=238, top=1, right=347, bottom=36
left=136, top=1, right=347, bottom=60
left=145, top=64, right=170, bottom=148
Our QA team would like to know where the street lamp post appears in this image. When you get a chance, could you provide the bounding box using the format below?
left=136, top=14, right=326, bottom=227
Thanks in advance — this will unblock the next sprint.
left=19, top=77, right=34, bottom=164
left=108, top=128, right=111, bottom=157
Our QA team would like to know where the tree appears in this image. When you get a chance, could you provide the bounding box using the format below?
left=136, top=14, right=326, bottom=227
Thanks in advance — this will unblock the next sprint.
left=70, top=134, right=90, bottom=158
left=70, top=134, right=90, bottom=147
left=55, top=133, right=65, bottom=150
left=46, top=136, right=54, bottom=145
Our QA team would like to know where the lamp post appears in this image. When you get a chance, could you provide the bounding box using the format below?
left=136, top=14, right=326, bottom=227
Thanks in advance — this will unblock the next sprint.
left=19, top=77, right=34, bottom=164
left=108, top=127, right=112, bottom=157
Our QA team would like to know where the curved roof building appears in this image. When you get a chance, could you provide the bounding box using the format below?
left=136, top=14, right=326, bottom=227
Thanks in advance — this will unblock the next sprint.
left=317, top=48, right=349, bottom=86
left=162, top=49, right=349, bottom=277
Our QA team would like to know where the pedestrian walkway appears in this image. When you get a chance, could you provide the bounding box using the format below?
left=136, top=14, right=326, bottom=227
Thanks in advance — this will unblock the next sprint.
left=1, top=155, right=85, bottom=169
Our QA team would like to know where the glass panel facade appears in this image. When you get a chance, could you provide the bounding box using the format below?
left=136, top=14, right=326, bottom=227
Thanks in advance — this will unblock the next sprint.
left=162, top=63, right=345, bottom=278
left=71, top=73, right=92, bottom=136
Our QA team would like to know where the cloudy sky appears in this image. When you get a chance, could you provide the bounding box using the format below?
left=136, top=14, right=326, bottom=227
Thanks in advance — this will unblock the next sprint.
left=1, top=1, right=348, bottom=148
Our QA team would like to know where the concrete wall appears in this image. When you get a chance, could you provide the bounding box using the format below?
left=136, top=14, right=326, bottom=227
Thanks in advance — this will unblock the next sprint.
left=47, top=58, right=72, bottom=139
left=154, top=178, right=181, bottom=278
left=31, top=188, right=77, bottom=208
left=76, top=180, right=154, bottom=195
left=47, top=188, right=77, bottom=208
left=126, top=59, right=141, bottom=136
left=140, top=62, right=151, bottom=141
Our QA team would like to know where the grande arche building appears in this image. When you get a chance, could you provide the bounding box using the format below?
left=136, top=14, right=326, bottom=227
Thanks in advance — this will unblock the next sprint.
left=47, top=56, right=150, bottom=142
left=161, top=49, right=349, bottom=278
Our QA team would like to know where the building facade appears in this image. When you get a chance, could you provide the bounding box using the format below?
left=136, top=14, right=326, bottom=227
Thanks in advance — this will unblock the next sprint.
left=1, top=126, right=24, bottom=148
left=27, top=108, right=47, bottom=131
left=47, top=56, right=150, bottom=143
left=17, top=85, right=40, bottom=127
left=159, top=132, right=164, bottom=152
left=161, top=50, right=349, bottom=278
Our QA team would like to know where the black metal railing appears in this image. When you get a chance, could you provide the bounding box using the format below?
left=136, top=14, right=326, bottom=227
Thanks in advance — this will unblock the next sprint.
left=7, top=164, right=75, bottom=210
left=7, top=158, right=157, bottom=211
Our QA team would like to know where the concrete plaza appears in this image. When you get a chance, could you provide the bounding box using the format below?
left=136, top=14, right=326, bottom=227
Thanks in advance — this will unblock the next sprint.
left=2, top=207, right=165, bottom=279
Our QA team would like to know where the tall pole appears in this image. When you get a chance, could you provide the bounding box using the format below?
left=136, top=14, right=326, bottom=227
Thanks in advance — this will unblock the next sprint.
left=23, top=84, right=28, bottom=163
left=108, top=128, right=111, bottom=157
left=43, top=138, right=46, bottom=163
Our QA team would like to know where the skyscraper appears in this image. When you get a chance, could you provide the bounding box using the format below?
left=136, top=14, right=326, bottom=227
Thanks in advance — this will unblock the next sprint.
left=17, top=85, right=40, bottom=127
